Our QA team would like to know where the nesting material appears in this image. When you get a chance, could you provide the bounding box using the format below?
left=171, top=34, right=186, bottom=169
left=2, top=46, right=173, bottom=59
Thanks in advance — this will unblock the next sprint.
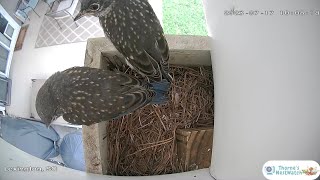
left=105, top=65, right=214, bottom=176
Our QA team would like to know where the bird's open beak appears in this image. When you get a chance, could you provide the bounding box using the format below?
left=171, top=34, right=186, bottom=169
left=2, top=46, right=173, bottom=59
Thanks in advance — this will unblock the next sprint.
left=74, top=11, right=85, bottom=21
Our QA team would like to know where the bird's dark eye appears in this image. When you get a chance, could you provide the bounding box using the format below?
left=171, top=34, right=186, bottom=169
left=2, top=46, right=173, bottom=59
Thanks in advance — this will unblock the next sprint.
left=89, top=3, right=100, bottom=11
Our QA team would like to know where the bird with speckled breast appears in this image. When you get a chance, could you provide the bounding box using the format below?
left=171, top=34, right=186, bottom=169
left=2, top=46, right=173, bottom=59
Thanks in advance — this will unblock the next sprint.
left=74, top=0, right=172, bottom=85
left=36, top=67, right=168, bottom=126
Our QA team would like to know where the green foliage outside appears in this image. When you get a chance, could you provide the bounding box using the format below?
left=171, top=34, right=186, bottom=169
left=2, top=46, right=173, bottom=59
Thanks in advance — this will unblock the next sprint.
left=163, top=0, right=208, bottom=36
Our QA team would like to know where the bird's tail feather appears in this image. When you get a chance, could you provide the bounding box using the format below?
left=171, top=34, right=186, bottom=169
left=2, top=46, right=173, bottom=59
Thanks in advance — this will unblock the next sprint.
left=150, top=80, right=171, bottom=104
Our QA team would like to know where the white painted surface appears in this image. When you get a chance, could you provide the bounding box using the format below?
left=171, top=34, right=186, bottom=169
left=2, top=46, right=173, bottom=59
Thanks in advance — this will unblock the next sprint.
left=148, top=0, right=163, bottom=25
left=0, top=138, right=214, bottom=180
left=202, top=0, right=320, bottom=179
left=6, top=1, right=87, bottom=118
left=30, top=79, right=45, bottom=119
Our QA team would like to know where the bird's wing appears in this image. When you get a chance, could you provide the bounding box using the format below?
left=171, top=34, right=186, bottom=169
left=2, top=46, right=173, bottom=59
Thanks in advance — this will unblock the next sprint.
left=154, top=33, right=172, bottom=82
left=117, top=31, right=171, bottom=82
left=59, top=67, right=154, bottom=125
left=121, top=49, right=162, bottom=82
left=101, top=54, right=129, bottom=73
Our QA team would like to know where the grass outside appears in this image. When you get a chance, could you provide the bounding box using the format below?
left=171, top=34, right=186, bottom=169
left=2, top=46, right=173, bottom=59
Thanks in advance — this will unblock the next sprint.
left=163, top=0, right=208, bottom=36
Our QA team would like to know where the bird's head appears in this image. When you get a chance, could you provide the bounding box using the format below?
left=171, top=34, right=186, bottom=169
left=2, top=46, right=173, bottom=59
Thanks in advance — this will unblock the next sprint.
left=36, top=73, right=61, bottom=127
left=74, top=0, right=115, bottom=21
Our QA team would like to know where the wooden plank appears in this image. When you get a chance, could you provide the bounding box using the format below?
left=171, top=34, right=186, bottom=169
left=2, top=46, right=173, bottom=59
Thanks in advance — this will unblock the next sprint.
left=176, top=127, right=213, bottom=171
left=14, top=25, right=28, bottom=51
left=82, top=122, right=108, bottom=174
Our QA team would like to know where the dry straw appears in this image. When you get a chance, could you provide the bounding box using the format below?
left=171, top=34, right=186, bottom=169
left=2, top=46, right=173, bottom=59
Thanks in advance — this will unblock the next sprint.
left=105, top=65, right=214, bottom=176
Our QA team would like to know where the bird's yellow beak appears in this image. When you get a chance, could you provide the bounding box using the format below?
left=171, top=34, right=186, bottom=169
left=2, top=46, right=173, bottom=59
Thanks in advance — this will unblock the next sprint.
left=74, top=11, right=85, bottom=21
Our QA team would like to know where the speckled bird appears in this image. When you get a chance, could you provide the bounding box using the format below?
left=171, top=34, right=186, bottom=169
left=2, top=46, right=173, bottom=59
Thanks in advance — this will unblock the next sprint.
left=74, top=0, right=172, bottom=84
left=36, top=67, right=168, bottom=126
